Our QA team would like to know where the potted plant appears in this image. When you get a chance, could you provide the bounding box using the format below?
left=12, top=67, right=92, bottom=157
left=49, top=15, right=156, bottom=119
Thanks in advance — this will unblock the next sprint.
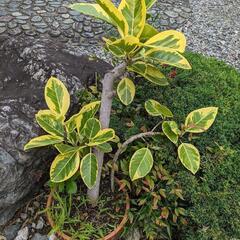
left=24, top=0, right=218, bottom=238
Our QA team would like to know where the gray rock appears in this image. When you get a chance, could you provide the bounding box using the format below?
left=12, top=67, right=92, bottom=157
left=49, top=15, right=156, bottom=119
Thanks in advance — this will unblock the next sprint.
left=31, top=233, right=48, bottom=240
left=3, top=223, right=21, bottom=240
left=14, top=227, right=29, bottom=240
left=35, top=217, right=44, bottom=230
left=0, top=36, right=112, bottom=226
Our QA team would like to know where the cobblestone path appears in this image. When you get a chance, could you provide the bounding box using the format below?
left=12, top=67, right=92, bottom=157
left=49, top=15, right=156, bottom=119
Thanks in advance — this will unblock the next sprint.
left=0, top=0, right=191, bottom=45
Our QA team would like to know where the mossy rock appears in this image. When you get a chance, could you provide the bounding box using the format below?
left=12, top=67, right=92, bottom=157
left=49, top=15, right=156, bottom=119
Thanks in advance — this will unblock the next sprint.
left=111, top=52, right=240, bottom=239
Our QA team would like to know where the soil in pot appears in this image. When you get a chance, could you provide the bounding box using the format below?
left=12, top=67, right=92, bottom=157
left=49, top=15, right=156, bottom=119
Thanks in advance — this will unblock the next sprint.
left=47, top=177, right=128, bottom=240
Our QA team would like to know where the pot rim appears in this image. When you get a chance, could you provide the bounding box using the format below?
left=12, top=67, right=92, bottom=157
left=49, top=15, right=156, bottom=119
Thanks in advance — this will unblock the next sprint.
left=46, top=178, right=130, bottom=240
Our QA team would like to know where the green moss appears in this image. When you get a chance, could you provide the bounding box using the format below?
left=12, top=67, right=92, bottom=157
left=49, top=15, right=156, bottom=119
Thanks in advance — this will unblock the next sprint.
left=111, top=52, right=240, bottom=239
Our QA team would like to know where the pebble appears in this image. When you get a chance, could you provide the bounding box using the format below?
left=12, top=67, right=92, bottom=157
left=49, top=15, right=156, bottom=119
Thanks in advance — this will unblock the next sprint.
left=14, top=227, right=29, bottom=240
left=0, top=27, right=6, bottom=34
left=32, top=233, right=48, bottom=240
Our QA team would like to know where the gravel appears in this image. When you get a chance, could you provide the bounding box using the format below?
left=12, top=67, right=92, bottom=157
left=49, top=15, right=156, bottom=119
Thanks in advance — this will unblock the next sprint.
left=182, top=0, right=240, bottom=70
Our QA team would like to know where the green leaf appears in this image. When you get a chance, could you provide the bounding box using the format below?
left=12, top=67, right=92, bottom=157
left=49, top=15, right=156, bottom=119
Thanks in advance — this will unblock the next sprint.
left=96, top=0, right=129, bottom=37
left=97, top=143, right=113, bottom=153
left=88, top=129, right=115, bottom=146
left=185, top=107, right=218, bottom=133
left=118, top=0, right=146, bottom=37
left=36, top=110, right=64, bottom=137
left=50, top=151, right=80, bottom=183
left=66, top=180, right=78, bottom=194
left=117, top=78, right=136, bottom=106
left=45, top=77, right=70, bottom=116
left=83, top=118, right=101, bottom=139
left=162, top=121, right=180, bottom=144
left=145, top=48, right=191, bottom=70
left=69, top=3, right=114, bottom=25
left=24, top=135, right=63, bottom=150
left=80, top=153, right=98, bottom=189
left=128, top=61, right=168, bottom=86
left=178, top=143, right=200, bottom=174
left=129, top=148, right=153, bottom=181
left=145, top=99, right=173, bottom=117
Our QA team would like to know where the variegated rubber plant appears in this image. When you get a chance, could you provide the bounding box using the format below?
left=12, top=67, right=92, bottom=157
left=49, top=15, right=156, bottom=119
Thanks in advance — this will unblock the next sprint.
left=25, top=0, right=218, bottom=205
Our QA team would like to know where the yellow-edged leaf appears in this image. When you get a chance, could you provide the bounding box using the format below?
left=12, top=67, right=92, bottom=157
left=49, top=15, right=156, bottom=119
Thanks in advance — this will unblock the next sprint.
left=140, top=23, right=158, bottom=41
left=24, top=135, right=63, bottom=150
left=50, top=151, right=80, bottom=183
left=145, top=30, right=186, bottom=53
left=88, top=128, right=115, bottom=146
left=117, top=78, right=136, bottom=105
left=55, top=144, right=80, bottom=154
left=145, top=99, right=173, bottom=117
left=119, top=0, right=146, bottom=37
left=69, top=3, right=114, bottom=25
left=45, top=77, right=70, bottom=116
left=96, top=0, right=128, bottom=37
left=129, top=148, right=153, bottom=181
left=128, top=61, right=168, bottom=86
left=145, top=0, right=157, bottom=9
left=36, top=110, right=64, bottom=137
left=178, top=143, right=200, bottom=174
left=65, top=101, right=100, bottom=133
left=104, top=36, right=140, bottom=57
left=80, top=153, right=98, bottom=189
left=162, top=121, right=180, bottom=144
left=83, top=118, right=101, bottom=139
left=185, top=107, right=218, bottom=133
left=145, top=48, right=191, bottom=69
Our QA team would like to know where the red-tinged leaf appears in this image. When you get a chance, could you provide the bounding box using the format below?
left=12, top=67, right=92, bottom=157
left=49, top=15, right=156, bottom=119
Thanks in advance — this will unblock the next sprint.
left=161, top=207, right=169, bottom=219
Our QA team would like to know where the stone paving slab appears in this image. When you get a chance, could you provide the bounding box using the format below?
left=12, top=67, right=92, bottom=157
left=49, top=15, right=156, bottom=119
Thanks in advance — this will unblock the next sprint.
left=0, top=0, right=191, bottom=45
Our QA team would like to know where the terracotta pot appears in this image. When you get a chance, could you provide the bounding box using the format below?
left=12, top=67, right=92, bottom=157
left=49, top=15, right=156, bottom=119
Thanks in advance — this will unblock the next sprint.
left=46, top=178, right=130, bottom=240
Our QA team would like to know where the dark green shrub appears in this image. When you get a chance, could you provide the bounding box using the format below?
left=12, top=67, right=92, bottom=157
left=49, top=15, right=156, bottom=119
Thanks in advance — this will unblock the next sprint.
left=111, top=52, right=240, bottom=239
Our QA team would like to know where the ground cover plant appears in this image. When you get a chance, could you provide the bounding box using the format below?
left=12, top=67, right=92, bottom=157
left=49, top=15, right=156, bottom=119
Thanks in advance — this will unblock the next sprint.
left=111, top=52, right=240, bottom=239
left=24, top=0, right=221, bottom=239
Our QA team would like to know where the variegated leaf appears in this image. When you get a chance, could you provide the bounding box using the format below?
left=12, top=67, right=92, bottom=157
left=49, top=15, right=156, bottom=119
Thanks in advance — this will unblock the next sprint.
left=36, top=110, right=64, bottom=137
left=96, top=0, right=128, bottom=37
left=140, top=23, right=158, bottom=41
left=185, top=107, right=218, bottom=133
left=129, top=148, right=153, bottom=181
left=69, top=3, right=114, bottom=25
left=97, top=143, right=113, bottom=153
left=55, top=144, right=80, bottom=154
left=145, top=48, right=192, bottom=69
left=78, top=102, right=100, bottom=133
left=24, top=135, right=63, bottom=150
left=117, top=78, right=136, bottom=105
left=118, top=0, right=146, bottom=37
left=178, top=143, right=200, bottom=174
left=83, top=118, right=101, bottom=139
left=80, top=153, right=98, bottom=189
left=104, top=36, right=139, bottom=57
left=145, top=30, right=186, bottom=53
left=45, top=77, right=70, bottom=116
left=162, top=121, right=180, bottom=144
left=88, top=129, right=115, bottom=146
left=50, top=151, right=80, bottom=183
left=145, top=99, right=173, bottom=117
left=145, top=0, right=157, bottom=9
left=128, top=61, right=168, bottom=86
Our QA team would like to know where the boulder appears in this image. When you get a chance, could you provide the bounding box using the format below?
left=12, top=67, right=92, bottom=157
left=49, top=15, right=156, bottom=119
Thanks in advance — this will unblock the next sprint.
left=0, top=36, right=111, bottom=225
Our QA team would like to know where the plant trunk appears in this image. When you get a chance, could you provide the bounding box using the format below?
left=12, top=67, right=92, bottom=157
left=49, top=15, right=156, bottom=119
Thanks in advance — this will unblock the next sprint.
left=87, top=62, right=127, bottom=205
